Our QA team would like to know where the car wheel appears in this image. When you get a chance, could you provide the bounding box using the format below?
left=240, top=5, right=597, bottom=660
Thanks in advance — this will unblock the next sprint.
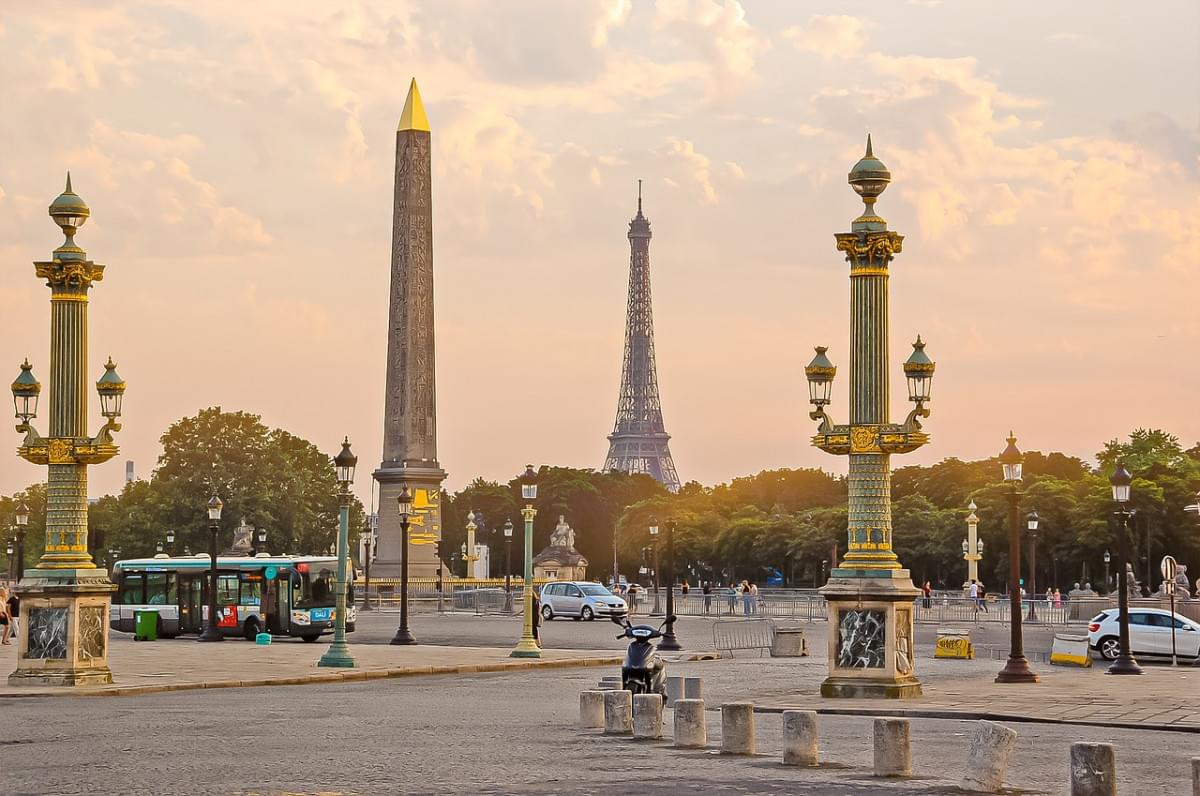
left=541, top=605, right=554, bottom=621
left=581, top=606, right=594, bottom=621
left=1098, top=636, right=1120, bottom=661
left=242, top=618, right=261, bottom=642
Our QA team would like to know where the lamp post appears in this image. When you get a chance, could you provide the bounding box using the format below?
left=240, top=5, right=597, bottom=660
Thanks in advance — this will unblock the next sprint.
left=649, top=518, right=663, bottom=616
left=319, top=437, right=358, bottom=667
left=6, top=540, right=14, bottom=581
left=165, top=528, right=175, bottom=556
left=963, top=501, right=981, bottom=588
left=465, top=511, right=478, bottom=580
left=8, top=176, right=128, bottom=685
left=658, top=518, right=682, bottom=651
left=199, top=495, right=224, bottom=642
left=361, top=513, right=376, bottom=612
left=1026, top=510, right=1039, bottom=622
left=802, top=138, right=934, bottom=699
left=511, top=465, right=541, bottom=658
left=503, top=519, right=514, bottom=614
left=255, top=527, right=267, bottom=557
left=1103, top=550, right=1111, bottom=594
left=391, top=484, right=417, bottom=645
left=995, top=433, right=1038, bottom=683
left=155, top=540, right=164, bottom=556
left=1107, top=463, right=1142, bottom=675
left=13, top=502, right=28, bottom=583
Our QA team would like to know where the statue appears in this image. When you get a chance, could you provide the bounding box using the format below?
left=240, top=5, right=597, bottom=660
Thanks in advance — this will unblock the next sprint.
left=549, top=515, right=576, bottom=549
left=1156, top=563, right=1192, bottom=598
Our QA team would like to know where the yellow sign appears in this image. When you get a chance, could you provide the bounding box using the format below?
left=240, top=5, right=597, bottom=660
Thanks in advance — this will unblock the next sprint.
left=934, top=635, right=973, bottom=659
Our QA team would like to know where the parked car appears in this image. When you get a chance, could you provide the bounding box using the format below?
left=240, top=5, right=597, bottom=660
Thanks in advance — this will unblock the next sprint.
left=1088, top=608, right=1200, bottom=661
left=540, top=581, right=628, bottom=621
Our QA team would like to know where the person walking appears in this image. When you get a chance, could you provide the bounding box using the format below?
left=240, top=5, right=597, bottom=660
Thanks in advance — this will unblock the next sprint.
left=1053, top=588, right=1062, bottom=609
left=921, top=581, right=932, bottom=609
left=969, top=579, right=980, bottom=614
left=740, top=580, right=752, bottom=616
left=5, top=588, right=19, bottom=640
left=0, top=588, right=10, bottom=645
left=978, top=583, right=988, bottom=612
left=749, top=581, right=760, bottom=615
left=726, top=583, right=737, bottom=615
left=702, top=582, right=712, bottom=615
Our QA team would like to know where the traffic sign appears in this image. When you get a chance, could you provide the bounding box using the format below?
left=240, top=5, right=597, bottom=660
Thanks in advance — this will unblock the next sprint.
left=1161, top=555, right=1178, bottom=582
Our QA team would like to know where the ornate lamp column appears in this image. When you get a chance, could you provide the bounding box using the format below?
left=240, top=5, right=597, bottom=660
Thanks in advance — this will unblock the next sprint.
left=658, top=518, right=682, bottom=651
left=962, top=501, right=981, bottom=589
left=465, top=511, right=478, bottom=580
left=319, top=438, right=358, bottom=667
left=1025, top=510, right=1040, bottom=622
left=503, top=519, right=514, bottom=614
left=805, top=137, right=933, bottom=699
left=511, top=465, right=541, bottom=658
left=649, top=518, right=663, bottom=616
left=1107, top=463, right=1142, bottom=675
left=995, top=434, right=1038, bottom=683
left=9, top=177, right=126, bottom=686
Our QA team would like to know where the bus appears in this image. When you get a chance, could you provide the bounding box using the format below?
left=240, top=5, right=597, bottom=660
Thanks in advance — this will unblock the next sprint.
left=110, top=554, right=356, bottom=642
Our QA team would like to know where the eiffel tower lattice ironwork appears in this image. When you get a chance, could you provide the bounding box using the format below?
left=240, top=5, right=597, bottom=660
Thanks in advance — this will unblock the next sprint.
left=603, top=183, right=681, bottom=493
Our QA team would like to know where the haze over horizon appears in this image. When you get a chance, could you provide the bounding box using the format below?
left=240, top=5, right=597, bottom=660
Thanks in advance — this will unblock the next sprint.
left=1, top=1, right=1197, bottom=508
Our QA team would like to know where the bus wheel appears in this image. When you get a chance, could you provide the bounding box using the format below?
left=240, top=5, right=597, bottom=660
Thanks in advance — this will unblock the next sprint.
left=242, top=618, right=261, bottom=642
left=301, top=633, right=321, bottom=643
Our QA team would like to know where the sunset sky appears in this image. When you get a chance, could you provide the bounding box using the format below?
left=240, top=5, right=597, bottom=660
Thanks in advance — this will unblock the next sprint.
left=1, top=1, right=1197, bottom=510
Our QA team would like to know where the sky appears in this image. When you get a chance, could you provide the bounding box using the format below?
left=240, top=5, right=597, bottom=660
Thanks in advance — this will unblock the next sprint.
left=1, top=1, right=1198, bottom=511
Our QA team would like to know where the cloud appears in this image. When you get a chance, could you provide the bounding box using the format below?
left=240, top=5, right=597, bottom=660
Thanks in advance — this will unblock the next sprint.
left=782, top=15, right=869, bottom=59
left=654, top=0, right=768, bottom=96
left=1046, top=32, right=1098, bottom=47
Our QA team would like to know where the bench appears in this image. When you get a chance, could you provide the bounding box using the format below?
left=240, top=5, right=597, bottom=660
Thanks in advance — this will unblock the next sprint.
left=712, top=618, right=776, bottom=657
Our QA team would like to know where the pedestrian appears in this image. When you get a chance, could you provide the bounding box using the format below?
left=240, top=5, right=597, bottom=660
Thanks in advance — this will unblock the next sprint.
left=702, top=582, right=712, bottom=614
left=726, top=583, right=737, bottom=614
left=5, top=588, right=18, bottom=640
left=0, top=588, right=9, bottom=645
left=750, top=581, right=760, bottom=615
left=978, top=583, right=988, bottom=612
left=681, top=579, right=690, bottom=597
left=1045, top=587, right=1053, bottom=610
left=921, top=581, right=932, bottom=609
left=968, top=579, right=980, bottom=613
left=741, top=580, right=752, bottom=616
left=1053, top=588, right=1062, bottom=608
left=628, top=583, right=640, bottom=614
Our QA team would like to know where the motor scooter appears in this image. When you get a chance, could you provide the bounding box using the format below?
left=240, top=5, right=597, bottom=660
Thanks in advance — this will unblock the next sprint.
left=611, top=614, right=675, bottom=695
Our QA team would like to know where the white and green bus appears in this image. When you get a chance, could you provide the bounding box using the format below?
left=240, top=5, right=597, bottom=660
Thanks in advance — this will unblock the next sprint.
left=110, top=554, right=356, bottom=642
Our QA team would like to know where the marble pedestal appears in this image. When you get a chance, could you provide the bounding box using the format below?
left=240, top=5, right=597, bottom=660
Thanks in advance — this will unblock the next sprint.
left=9, top=569, right=115, bottom=686
left=373, top=463, right=446, bottom=579
left=819, top=569, right=921, bottom=699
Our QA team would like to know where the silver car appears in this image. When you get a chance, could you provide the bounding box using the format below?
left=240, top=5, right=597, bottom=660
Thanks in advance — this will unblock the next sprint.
left=540, top=581, right=628, bottom=621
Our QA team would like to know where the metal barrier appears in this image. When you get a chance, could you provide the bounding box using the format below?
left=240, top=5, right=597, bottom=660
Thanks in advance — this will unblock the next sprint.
left=712, top=618, right=776, bottom=657
left=914, top=597, right=1069, bottom=625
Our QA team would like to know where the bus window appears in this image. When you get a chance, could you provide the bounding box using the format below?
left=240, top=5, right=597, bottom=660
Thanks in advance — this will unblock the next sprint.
left=145, top=572, right=172, bottom=605
left=295, top=568, right=336, bottom=608
left=217, top=574, right=239, bottom=605
left=119, top=573, right=145, bottom=605
left=240, top=573, right=263, bottom=606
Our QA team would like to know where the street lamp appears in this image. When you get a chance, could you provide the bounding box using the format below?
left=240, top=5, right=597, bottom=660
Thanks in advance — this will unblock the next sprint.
left=995, top=433, right=1037, bottom=683
left=1106, top=463, right=1142, bottom=675
left=255, top=527, right=267, bottom=556
left=963, top=500, right=981, bottom=588
left=503, top=519, right=514, bottom=613
left=1104, top=550, right=1111, bottom=594
left=320, top=437, right=358, bottom=667
left=361, top=513, right=376, bottom=612
left=165, top=528, right=175, bottom=555
left=13, top=501, right=28, bottom=581
left=1026, top=510, right=1039, bottom=622
left=6, top=539, right=14, bottom=580
left=465, top=511, right=478, bottom=580
left=155, top=540, right=164, bottom=556
left=649, top=517, right=663, bottom=616
left=658, top=518, right=682, bottom=651
left=391, top=483, right=417, bottom=645
left=511, top=465, right=541, bottom=658
left=199, top=494, right=225, bottom=642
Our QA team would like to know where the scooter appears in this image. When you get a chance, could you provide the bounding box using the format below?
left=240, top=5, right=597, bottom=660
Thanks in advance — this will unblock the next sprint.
left=611, top=614, right=675, bottom=695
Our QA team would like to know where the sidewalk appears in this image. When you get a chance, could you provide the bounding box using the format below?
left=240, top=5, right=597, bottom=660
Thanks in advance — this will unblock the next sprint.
left=0, top=638, right=621, bottom=699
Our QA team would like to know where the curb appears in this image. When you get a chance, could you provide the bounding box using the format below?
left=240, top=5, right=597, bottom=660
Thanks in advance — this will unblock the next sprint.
left=0, top=655, right=624, bottom=700
left=752, top=704, right=1200, bottom=735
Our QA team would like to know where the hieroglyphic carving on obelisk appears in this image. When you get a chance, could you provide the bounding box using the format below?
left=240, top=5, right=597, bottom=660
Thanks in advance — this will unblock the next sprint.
left=373, top=78, right=447, bottom=578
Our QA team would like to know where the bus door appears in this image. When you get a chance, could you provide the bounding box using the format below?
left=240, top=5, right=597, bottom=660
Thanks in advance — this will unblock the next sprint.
left=263, top=572, right=290, bottom=634
left=179, top=575, right=205, bottom=633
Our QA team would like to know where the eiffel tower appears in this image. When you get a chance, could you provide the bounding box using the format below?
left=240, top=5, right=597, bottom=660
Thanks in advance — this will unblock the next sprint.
left=603, top=183, right=681, bottom=493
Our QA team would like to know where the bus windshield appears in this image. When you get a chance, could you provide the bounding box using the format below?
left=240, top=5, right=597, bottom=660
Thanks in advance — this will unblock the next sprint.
left=294, top=566, right=337, bottom=608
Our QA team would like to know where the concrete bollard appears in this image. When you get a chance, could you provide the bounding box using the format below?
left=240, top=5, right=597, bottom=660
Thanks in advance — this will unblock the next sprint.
left=1193, top=757, right=1200, bottom=796
left=603, top=690, right=633, bottom=735
left=720, top=702, right=756, bottom=755
left=633, top=693, right=664, bottom=739
left=683, top=676, right=703, bottom=700
left=781, top=710, right=819, bottom=767
left=873, top=718, right=912, bottom=777
left=961, top=720, right=1017, bottom=792
left=665, top=676, right=683, bottom=707
left=1070, top=742, right=1116, bottom=796
left=673, top=698, right=707, bottom=748
left=580, top=690, right=606, bottom=729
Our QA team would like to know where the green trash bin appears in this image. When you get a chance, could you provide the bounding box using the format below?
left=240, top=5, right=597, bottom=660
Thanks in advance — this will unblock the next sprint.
left=134, top=610, right=159, bottom=641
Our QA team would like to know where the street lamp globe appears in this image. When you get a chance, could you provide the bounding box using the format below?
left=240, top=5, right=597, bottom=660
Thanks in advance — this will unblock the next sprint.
left=804, top=346, right=836, bottom=406
left=977, top=539, right=984, bottom=554
left=1104, top=550, right=1111, bottom=565
left=10, top=360, right=40, bottom=423
left=155, top=541, right=164, bottom=554
left=962, top=538, right=968, bottom=554
left=207, top=495, right=223, bottom=522
left=520, top=465, right=538, bottom=501
left=95, top=357, right=126, bottom=420
left=903, top=336, right=935, bottom=404
left=649, top=517, right=659, bottom=537
left=397, top=484, right=413, bottom=520
left=334, top=437, right=357, bottom=487
left=1110, top=463, right=1132, bottom=504
left=166, top=528, right=175, bottom=545
left=257, top=528, right=267, bottom=546
left=15, top=501, right=29, bottom=528
left=1026, top=510, right=1039, bottom=532
left=503, top=519, right=513, bottom=539
left=1000, top=433, right=1023, bottom=483
left=6, top=541, right=13, bottom=556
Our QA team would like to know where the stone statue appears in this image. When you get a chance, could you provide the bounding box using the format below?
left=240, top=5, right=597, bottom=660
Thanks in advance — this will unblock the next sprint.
left=1157, top=564, right=1192, bottom=598
left=549, top=515, right=576, bottom=549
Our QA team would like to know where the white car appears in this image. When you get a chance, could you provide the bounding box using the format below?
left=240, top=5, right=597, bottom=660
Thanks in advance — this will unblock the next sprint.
left=1088, top=608, right=1200, bottom=661
left=540, top=581, right=628, bottom=621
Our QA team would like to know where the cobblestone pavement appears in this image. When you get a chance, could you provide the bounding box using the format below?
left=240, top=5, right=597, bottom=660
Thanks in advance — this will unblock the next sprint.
left=1, top=664, right=1197, bottom=795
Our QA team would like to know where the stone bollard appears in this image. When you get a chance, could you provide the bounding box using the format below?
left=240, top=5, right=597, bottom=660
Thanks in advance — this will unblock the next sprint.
left=665, top=676, right=683, bottom=707
left=961, top=720, right=1017, bottom=792
left=683, top=676, right=703, bottom=700
left=720, top=702, right=756, bottom=755
left=580, top=690, right=606, bottom=729
left=1193, top=757, right=1200, bottom=796
left=781, top=710, right=819, bottom=767
left=673, top=699, right=707, bottom=748
left=603, top=690, right=633, bottom=735
left=633, top=693, right=664, bottom=739
left=873, top=718, right=912, bottom=777
left=1070, top=742, right=1116, bottom=796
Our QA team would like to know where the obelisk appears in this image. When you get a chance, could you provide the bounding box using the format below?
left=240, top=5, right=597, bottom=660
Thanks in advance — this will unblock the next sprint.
left=373, top=78, right=446, bottom=578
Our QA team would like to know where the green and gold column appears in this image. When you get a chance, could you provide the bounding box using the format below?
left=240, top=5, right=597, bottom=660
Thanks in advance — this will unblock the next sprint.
left=805, top=138, right=935, bottom=698
left=9, top=175, right=125, bottom=686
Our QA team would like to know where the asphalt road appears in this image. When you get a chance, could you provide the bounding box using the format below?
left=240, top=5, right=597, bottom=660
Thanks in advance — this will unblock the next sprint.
left=1, top=661, right=1196, bottom=795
